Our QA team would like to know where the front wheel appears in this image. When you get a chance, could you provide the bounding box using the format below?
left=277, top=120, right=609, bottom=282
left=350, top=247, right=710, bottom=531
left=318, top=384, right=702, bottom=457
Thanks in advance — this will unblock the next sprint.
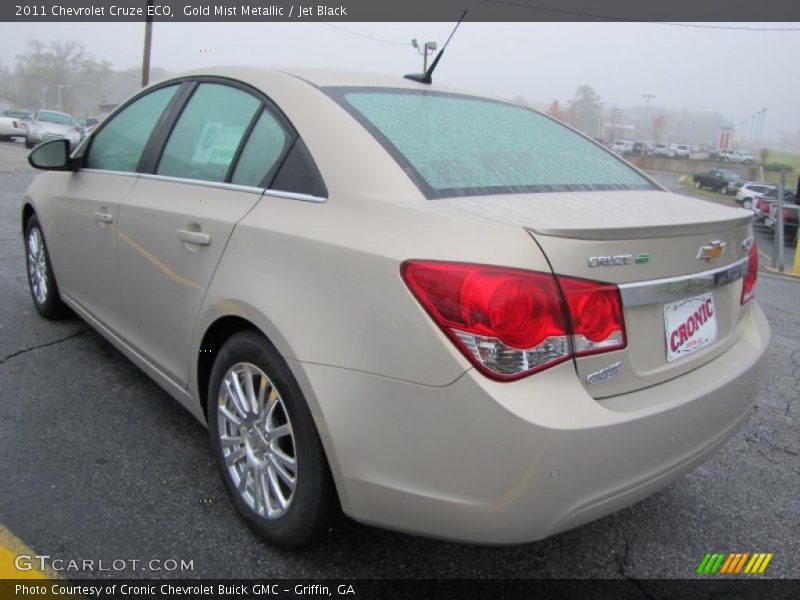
left=743, top=198, right=753, bottom=210
left=207, top=330, right=341, bottom=547
left=25, top=215, right=69, bottom=318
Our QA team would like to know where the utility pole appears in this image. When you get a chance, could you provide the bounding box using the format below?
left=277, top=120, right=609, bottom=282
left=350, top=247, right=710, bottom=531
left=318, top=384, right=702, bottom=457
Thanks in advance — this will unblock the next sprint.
left=411, top=38, right=437, bottom=72
left=757, top=109, right=767, bottom=145
left=772, top=169, right=786, bottom=271
left=40, top=88, right=47, bottom=109
left=57, top=85, right=64, bottom=112
left=141, top=0, right=154, bottom=87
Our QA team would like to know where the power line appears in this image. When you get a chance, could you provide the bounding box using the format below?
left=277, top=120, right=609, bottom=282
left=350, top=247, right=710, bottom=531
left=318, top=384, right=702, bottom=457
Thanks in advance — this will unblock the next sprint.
left=319, top=23, right=409, bottom=46
left=484, top=0, right=800, bottom=31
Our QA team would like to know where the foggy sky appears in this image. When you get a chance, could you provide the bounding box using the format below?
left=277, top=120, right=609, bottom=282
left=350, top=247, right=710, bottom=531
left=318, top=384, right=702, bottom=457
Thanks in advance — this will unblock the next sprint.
left=1, top=21, right=798, bottom=140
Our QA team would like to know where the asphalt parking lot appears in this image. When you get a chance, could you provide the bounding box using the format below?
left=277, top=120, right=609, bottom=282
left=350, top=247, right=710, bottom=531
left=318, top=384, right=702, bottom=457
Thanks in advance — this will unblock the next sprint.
left=0, top=140, right=798, bottom=582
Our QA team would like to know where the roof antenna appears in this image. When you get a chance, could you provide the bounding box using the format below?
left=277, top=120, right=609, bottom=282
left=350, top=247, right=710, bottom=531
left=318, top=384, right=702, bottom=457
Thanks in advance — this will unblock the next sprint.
left=404, top=10, right=467, bottom=84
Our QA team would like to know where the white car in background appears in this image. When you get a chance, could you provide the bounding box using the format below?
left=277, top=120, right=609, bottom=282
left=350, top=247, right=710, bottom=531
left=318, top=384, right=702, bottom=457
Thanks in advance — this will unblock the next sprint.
left=0, top=110, right=33, bottom=141
left=736, top=183, right=776, bottom=210
left=669, top=144, right=690, bottom=158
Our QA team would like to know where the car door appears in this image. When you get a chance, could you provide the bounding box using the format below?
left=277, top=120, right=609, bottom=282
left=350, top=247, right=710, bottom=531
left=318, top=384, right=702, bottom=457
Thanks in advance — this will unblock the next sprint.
left=46, top=84, right=180, bottom=331
left=116, top=81, right=292, bottom=387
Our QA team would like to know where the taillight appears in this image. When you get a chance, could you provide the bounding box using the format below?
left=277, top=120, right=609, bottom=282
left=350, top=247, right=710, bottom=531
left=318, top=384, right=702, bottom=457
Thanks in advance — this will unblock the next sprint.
left=12, top=120, right=18, bottom=129
left=741, top=241, right=758, bottom=304
left=401, top=261, right=626, bottom=381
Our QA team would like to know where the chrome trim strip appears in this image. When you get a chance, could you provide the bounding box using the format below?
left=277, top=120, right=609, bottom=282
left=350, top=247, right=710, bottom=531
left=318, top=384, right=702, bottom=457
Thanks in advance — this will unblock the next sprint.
left=81, top=168, right=139, bottom=178
left=137, top=173, right=265, bottom=194
left=618, top=256, right=749, bottom=307
left=264, top=189, right=327, bottom=203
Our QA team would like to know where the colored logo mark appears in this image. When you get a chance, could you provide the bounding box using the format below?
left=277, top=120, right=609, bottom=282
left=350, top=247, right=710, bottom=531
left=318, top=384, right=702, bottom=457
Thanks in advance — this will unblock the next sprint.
left=696, top=552, right=773, bottom=575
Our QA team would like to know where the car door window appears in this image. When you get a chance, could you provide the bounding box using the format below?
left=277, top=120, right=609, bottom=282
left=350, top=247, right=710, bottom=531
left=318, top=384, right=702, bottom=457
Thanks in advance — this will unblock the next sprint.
left=157, top=83, right=260, bottom=183
left=230, top=109, right=288, bottom=187
left=86, top=85, right=178, bottom=172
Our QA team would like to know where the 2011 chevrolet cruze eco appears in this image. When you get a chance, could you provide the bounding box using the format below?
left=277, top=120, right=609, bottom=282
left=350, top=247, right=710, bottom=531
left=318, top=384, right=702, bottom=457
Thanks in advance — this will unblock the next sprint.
left=22, top=67, right=769, bottom=547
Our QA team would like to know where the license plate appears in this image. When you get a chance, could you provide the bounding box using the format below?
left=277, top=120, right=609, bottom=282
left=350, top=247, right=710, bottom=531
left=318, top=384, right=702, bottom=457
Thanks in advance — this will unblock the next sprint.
left=664, top=292, right=718, bottom=362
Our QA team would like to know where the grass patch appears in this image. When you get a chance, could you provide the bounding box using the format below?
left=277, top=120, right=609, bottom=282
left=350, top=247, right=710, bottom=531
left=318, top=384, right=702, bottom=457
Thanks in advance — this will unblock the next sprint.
left=762, top=150, right=800, bottom=187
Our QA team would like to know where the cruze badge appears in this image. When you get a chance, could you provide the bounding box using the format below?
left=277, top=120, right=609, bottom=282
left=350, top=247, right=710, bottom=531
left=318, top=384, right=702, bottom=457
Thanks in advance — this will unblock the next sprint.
left=588, top=254, right=649, bottom=267
left=586, top=361, right=623, bottom=385
left=697, top=241, right=726, bottom=261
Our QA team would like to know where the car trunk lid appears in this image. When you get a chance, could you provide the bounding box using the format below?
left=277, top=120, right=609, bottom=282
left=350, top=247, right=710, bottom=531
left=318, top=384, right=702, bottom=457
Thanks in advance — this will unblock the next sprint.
left=436, top=190, right=755, bottom=397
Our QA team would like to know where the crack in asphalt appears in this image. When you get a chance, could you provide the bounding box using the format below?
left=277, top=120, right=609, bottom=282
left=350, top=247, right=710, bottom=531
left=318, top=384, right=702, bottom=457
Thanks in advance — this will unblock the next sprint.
left=0, top=328, right=90, bottom=364
left=615, top=535, right=656, bottom=598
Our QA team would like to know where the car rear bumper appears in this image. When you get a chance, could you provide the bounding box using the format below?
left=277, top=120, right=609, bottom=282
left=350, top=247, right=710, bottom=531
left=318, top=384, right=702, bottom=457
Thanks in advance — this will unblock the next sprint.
left=290, top=302, right=769, bottom=544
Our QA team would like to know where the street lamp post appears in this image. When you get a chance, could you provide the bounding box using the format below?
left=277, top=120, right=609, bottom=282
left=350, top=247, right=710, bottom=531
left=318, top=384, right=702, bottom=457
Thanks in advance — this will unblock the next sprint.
left=57, top=85, right=65, bottom=112
left=411, top=38, right=437, bottom=72
left=642, top=94, right=655, bottom=141
left=40, top=88, right=47, bottom=110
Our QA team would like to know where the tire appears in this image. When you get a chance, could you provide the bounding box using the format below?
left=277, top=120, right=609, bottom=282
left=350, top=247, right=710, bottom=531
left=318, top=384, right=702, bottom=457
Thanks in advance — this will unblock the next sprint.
left=742, top=198, right=753, bottom=210
left=207, top=330, right=341, bottom=548
left=24, top=215, right=69, bottom=319
left=695, top=181, right=702, bottom=189
left=25, top=137, right=34, bottom=149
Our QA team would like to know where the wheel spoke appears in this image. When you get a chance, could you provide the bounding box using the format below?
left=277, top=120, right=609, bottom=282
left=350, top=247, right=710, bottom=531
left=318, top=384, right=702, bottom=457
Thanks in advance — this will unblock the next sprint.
left=267, top=465, right=288, bottom=509
left=270, top=446, right=296, bottom=473
left=256, top=375, right=267, bottom=414
left=219, top=435, right=243, bottom=448
left=269, top=453, right=296, bottom=489
left=230, top=370, right=251, bottom=417
left=224, top=376, right=249, bottom=419
left=268, top=423, right=292, bottom=440
left=224, top=447, right=246, bottom=466
left=243, top=364, right=258, bottom=413
left=218, top=404, right=243, bottom=428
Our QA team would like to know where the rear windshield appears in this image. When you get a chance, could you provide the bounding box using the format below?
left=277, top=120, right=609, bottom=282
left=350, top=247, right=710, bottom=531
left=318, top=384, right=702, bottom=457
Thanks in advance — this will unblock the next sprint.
left=37, top=111, right=73, bottom=125
left=326, top=87, right=656, bottom=199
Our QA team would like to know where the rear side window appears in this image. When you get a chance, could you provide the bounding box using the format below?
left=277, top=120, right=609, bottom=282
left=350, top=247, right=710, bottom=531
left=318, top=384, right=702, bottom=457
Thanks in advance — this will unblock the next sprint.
left=328, top=88, right=656, bottom=199
left=231, top=109, right=288, bottom=187
left=86, top=85, right=178, bottom=172
left=157, top=83, right=260, bottom=183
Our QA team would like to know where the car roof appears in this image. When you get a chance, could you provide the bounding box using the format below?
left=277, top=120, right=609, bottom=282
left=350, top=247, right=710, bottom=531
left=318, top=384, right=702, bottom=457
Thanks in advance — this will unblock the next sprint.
left=165, top=66, right=494, bottom=99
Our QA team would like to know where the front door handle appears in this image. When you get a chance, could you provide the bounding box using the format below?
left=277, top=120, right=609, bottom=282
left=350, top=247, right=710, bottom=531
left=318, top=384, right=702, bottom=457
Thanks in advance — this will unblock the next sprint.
left=178, top=229, right=211, bottom=246
left=93, top=210, right=113, bottom=224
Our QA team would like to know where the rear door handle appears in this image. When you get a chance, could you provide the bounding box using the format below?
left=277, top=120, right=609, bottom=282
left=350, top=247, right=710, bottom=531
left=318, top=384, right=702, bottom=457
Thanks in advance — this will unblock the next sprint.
left=93, top=210, right=113, bottom=224
left=178, top=229, right=211, bottom=246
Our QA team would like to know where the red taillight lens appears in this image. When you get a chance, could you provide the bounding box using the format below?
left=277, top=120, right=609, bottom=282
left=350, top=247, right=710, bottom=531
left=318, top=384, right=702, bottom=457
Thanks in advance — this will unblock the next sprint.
left=741, top=241, right=758, bottom=304
left=401, top=261, right=626, bottom=381
left=558, top=278, right=626, bottom=356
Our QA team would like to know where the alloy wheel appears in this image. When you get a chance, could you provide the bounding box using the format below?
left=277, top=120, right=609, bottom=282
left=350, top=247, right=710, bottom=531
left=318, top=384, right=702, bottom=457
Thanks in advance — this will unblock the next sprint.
left=217, top=362, right=297, bottom=519
left=27, top=227, right=48, bottom=305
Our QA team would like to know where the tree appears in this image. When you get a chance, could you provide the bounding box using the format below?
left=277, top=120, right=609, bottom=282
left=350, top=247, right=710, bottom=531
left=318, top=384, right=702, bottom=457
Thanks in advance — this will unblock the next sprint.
left=567, top=85, right=603, bottom=136
left=11, top=39, right=111, bottom=114
left=546, top=100, right=567, bottom=123
left=651, top=114, right=668, bottom=144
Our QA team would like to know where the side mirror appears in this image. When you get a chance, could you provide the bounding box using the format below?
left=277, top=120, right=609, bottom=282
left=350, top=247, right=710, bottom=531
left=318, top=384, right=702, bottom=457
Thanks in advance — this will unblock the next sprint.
left=28, top=139, right=74, bottom=171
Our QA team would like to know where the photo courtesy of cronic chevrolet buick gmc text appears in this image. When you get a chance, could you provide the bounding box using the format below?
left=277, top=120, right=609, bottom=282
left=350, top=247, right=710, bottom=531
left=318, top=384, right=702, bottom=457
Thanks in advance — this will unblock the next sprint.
left=21, top=67, right=769, bottom=547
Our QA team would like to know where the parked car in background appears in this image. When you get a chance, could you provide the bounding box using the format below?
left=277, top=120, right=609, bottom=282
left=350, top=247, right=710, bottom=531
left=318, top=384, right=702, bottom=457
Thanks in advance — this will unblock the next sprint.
left=713, top=148, right=754, bottom=164
left=632, top=141, right=645, bottom=154
left=671, top=144, right=690, bottom=158
left=652, top=143, right=669, bottom=156
left=765, top=194, right=799, bottom=245
left=611, top=140, right=629, bottom=154
left=753, top=187, right=797, bottom=223
left=0, top=110, right=33, bottom=141
left=693, top=169, right=744, bottom=193
left=735, top=182, right=776, bottom=210
left=25, top=110, right=82, bottom=150
left=80, top=117, right=101, bottom=139
left=20, top=66, right=768, bottom=548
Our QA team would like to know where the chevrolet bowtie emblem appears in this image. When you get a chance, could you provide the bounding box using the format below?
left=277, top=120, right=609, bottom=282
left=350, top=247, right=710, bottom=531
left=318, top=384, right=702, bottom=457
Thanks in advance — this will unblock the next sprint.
left=697, top=241, right=726, bottom=261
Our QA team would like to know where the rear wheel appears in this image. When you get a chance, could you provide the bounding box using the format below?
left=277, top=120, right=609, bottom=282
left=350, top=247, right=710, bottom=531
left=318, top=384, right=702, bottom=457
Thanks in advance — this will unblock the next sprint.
left=742, top=198, right=753, bottom=210
left=24, top=137, right=34, bottom=149
left=207, top=330, right=341, bottom=547
left=24, top=215, right=69, bottom=319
